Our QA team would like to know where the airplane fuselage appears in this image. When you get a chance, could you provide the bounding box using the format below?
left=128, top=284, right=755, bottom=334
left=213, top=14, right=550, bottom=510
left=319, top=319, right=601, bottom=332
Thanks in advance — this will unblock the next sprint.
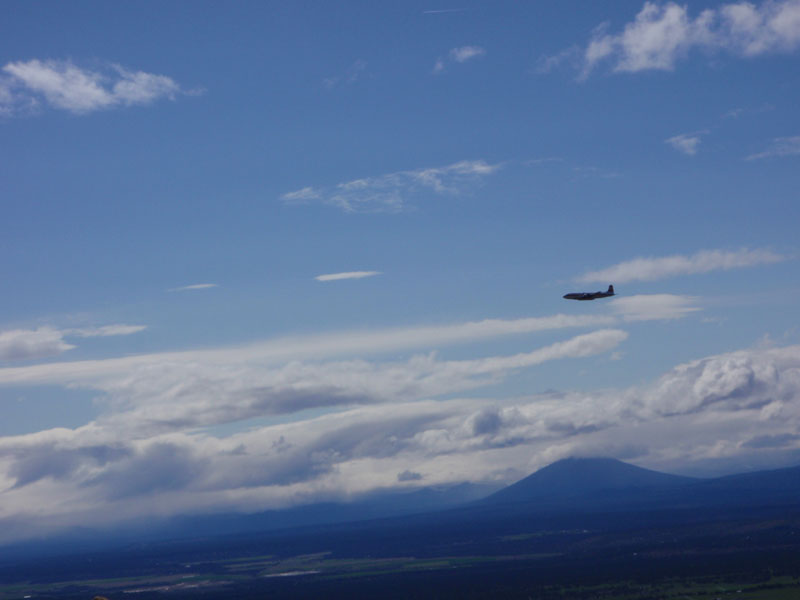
left=563, top=285, right=615, bottom=301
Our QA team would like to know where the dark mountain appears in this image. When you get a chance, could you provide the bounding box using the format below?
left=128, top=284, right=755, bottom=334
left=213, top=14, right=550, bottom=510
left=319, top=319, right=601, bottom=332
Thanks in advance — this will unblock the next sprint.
left=485, top=457, right=696, bottom=506
left=157, top=480, right=501, bottom=540
left=4, top=458, right=800, bottom=564
left=683, top=463, right=800, bottom=507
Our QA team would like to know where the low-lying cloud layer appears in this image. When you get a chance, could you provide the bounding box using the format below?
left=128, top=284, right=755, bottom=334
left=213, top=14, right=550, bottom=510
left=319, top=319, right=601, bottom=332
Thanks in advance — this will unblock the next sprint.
left=4, top=298, right=799, bottom=545
left=1, top=333, right=798, bottom=543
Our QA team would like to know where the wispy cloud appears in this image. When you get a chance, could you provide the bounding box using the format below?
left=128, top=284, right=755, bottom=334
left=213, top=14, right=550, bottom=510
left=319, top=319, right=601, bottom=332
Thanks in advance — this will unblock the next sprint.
left=450, top=46, right=486, bottom=62
left=423, top=9, right=467, bottom=15
left=722, top=103, right=774, bottom=119
left=0, top=324, right=146, bottom=362
left=168, top=283, right=218, bottom=292
left=665, top=131, right=706, bottom=155
left=433, top=45, right=486, bottom=73
left=64, top=325, right=148, bottom=338
left=578, top=0, right=800, bottom=78
left=315, top=271, right=381, bottom=282
left=745, top=135, right=800, bottom=160
left=0, top=313, right=618, bottom=387
left=536, top=46, right=581, bottom=74
left=323, top=59, right=367, bottom=89
left=0, top=328, right=628, bottom=460
left=0, top=59, right=193, bottom=116
left=281, top=159, right=502, bottom=213
left=577, top=248, right=787, bottom=283
left=610, top=294, right=700, bottom=321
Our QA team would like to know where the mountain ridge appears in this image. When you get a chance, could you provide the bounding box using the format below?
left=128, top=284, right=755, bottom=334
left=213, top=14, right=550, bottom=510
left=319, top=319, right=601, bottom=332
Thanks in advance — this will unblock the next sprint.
left=485, top=457, right=697, bottom=505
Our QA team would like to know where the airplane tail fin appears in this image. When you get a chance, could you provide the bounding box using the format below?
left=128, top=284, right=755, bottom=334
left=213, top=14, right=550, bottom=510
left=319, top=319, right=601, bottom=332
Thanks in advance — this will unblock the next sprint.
left=608, top=285, right=615, bottom=295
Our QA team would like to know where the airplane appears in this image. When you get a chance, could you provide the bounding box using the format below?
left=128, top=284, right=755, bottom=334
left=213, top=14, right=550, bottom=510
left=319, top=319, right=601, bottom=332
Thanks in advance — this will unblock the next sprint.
left=563, top=285, right=615, bottom=301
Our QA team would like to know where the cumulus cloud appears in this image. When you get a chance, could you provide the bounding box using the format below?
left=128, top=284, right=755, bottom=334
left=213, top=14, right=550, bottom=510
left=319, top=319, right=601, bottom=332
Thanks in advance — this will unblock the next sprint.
left=0, top=59, right=190, bottom=116
left=0, top=324, right=145, bottom=362
left=665, top=131, right=706, bottom=155
left=315, top=271, right=381, bottom=282
left=577, top=248, right=786, bottom=283
left=746, top=135, right=800, bottom=159
left=579, top=0, right=800, bottom=78
left=433, top=45, right=486, bottom=73
left=281, top=159, right=502, bottom=213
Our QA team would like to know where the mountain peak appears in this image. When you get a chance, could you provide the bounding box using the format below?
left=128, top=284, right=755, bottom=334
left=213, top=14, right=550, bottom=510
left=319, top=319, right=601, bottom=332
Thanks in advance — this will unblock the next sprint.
left=486, top=457, right=695, bottom=505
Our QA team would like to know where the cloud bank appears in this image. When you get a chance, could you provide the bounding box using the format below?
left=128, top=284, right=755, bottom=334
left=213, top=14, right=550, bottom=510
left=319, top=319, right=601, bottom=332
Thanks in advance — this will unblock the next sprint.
left=578, top=248, right=786, bottom=283
left=1, top=337, right=798, bottom=544
left=0, top=59, right=192, bottom=116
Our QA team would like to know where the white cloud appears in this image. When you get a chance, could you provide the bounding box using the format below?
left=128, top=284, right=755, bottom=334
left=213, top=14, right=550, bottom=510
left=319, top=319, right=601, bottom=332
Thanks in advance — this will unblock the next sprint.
left=580, top=0, right=800, bottom=78
left=610, top=294, right=700, bottom=321
left=433, top=45, right=486, bottom=73
left=0, top=59, right=188, bottom=116
left=323, top=59, right=367, bottom=89
left=0, top=324, right=145, bottom=362
left=168, top=283, right=218, bottom=292
left=281, top=159, right=502, bottom=213
left=280, top=187, right=321, bottom=203
left=0, top=314, right=617, bottom=388
left=665, top=131, right=706, bottom=155
left=66, top=325, right=147, bottom=338
left=577, top=248, right=786, bottom=283
left=315, top=271, right=381, bottom=282
left=0, top=327, right=75, bottom=361
left=450, top=46, right=486, bottom=62
left=746, top=135, right=800, bottom=159
left=536, top=46, right=581, bottom=74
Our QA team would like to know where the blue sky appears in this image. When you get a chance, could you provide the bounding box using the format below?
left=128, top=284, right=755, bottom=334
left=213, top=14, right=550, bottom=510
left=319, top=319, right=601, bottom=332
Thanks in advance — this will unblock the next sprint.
left=1, top=0, right=799, bottom=543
